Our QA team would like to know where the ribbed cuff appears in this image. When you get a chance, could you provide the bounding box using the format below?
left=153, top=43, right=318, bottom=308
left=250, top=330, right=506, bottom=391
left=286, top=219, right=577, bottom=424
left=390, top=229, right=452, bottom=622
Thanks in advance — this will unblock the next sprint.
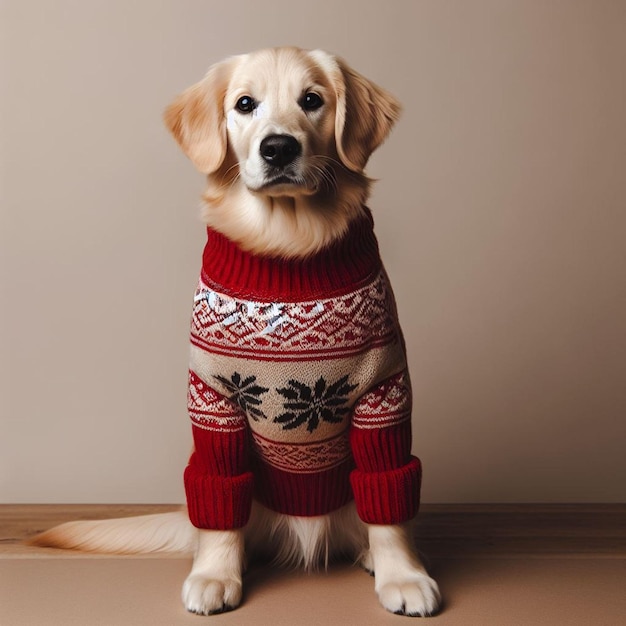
left=350, top=456, right=421, bottom=524
left=184, top=465, right=254, bottom=530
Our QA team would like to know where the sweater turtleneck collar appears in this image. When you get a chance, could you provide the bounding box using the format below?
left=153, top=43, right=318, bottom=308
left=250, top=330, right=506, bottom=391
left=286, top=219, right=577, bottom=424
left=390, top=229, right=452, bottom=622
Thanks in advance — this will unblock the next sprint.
left=201, top=208, right=382, bottom=302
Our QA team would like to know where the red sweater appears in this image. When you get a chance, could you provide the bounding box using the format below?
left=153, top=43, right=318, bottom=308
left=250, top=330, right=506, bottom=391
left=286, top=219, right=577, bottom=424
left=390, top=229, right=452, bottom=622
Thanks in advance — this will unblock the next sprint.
left=184, top=210, right=421, bottom=529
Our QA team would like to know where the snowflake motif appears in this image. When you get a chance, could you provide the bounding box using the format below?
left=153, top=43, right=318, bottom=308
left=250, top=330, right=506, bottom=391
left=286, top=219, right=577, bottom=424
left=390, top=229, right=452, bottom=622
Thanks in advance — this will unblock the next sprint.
left=275, top=375, right=358, bottom=433
left=213, top=372, right=269, bottom=421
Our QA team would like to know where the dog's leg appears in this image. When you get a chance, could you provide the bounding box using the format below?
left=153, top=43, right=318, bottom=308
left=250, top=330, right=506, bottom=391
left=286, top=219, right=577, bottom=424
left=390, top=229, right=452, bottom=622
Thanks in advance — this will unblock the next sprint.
left=182, top=528, right=244, bottom=615
left=366, top=523, right=440, bottom=617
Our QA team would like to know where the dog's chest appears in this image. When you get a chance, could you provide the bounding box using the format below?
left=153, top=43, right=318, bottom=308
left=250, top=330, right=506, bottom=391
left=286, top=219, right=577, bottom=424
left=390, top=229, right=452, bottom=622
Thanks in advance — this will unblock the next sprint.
left=190, top=270, right=400, bottom=360
left=188, top=270, right=406, bottom=469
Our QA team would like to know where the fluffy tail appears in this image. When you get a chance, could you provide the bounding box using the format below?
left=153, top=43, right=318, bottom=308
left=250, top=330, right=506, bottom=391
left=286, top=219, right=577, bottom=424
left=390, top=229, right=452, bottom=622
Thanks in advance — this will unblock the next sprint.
left=28, top=510, right=197, bottom=555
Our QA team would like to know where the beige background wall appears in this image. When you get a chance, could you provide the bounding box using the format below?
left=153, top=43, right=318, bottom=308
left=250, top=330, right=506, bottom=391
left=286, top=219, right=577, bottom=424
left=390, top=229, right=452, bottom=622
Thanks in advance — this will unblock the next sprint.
left=2, top=0, right=625, bottom=504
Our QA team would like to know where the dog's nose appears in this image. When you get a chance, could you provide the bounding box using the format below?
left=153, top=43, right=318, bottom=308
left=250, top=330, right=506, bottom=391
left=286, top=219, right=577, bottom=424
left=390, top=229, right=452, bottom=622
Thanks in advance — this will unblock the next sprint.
left=260, top=134, right=302, bottom=167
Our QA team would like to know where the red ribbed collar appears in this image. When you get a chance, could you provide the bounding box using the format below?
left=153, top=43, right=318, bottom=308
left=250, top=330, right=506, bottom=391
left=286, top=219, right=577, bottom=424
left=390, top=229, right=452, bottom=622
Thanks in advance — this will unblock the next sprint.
left=201, top=208, right=382, bottom=301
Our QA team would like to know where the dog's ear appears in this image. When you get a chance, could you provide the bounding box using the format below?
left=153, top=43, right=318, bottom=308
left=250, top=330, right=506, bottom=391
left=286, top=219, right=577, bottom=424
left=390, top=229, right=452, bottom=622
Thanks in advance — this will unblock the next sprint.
left=333, top=58, right=402, bottom=172
left=164, top=57, right=239, bottom=174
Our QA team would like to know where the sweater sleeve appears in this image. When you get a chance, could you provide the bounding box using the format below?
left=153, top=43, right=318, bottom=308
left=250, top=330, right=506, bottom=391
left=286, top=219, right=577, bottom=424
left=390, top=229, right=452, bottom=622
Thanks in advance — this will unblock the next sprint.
left=184, top=371, right=254, bottom=530
left=349, top=370, right=421, bottom=525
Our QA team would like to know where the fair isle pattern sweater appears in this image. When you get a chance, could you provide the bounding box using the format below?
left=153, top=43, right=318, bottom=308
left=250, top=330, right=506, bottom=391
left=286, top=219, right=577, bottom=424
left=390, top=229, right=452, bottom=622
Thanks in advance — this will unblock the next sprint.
left=184, top=210, right=422, bottom=530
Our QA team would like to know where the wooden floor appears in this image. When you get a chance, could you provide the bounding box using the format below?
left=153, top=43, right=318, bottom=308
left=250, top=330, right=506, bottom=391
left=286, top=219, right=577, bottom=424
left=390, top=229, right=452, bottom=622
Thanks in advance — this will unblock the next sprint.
left=2, top=503, right=625, bottom=558
left=1, top=504, right=625, bottom=625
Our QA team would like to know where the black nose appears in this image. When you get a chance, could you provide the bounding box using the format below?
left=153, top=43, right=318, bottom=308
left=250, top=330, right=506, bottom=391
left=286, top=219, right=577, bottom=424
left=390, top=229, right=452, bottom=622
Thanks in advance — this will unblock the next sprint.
left=260, top=134, right=302, bottom=167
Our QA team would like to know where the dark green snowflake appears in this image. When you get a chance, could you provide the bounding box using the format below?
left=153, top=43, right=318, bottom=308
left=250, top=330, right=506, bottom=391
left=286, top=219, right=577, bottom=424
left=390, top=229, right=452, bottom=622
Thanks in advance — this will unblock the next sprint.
left=275, top=375, right=358, bottom=433
left=214, top=372, right=269, bottom=421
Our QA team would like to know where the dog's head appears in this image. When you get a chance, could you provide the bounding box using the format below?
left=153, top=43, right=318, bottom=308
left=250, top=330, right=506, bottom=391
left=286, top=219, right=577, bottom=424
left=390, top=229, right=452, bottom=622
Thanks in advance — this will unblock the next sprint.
left=165, top=47, right=401, bottom=256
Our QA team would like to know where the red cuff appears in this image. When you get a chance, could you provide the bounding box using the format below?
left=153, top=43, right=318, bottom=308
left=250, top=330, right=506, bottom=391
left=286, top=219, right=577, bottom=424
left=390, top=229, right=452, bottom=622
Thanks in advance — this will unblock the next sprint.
left=184, top=461, right=254, bottom=530
left=350, top=456, right=421, bottom=524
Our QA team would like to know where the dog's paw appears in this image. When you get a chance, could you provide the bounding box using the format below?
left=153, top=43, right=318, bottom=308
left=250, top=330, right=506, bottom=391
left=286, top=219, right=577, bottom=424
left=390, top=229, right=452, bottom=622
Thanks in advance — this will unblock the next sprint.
left=377, top=574, right=440, bottom=617
left=182, top=574, right=242, bottom=615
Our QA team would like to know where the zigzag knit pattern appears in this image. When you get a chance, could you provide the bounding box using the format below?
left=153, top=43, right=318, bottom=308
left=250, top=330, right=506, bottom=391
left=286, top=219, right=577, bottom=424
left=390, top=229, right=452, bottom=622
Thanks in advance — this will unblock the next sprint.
left=184, top=209, right=421, bottom=529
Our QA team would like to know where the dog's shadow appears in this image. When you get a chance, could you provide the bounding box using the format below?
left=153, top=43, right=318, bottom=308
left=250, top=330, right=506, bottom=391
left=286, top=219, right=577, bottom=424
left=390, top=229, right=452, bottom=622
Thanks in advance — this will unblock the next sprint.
left=240, top=557, right=374, bottom=610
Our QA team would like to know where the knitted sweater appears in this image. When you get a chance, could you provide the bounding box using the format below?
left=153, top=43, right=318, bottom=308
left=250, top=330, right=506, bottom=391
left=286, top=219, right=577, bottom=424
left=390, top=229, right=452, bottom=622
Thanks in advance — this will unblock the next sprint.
left=184, top=209, right=421, bottom=530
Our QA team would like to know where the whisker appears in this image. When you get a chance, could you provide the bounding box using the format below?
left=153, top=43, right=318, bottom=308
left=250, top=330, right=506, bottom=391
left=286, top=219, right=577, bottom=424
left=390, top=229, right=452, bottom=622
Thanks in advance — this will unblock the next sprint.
left=306, top=157, right=339, bottom=193
left=223, top=162, right=242, bottom=178
left=309, top=155, right=368, bottom=183
left=209, top=162, right=244, bottom=197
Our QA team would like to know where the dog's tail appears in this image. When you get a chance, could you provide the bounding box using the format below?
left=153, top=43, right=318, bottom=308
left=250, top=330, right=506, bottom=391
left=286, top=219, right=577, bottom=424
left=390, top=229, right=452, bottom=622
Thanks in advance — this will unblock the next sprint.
left=28, top=510, right=197, bottom=555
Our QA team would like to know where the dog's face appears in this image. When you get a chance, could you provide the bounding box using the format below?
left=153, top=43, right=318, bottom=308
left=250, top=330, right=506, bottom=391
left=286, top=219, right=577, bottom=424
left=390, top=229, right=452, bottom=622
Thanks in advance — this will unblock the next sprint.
left=165, top=47, right=401, bottom=256
left=223, top=49, right=338, bottom=197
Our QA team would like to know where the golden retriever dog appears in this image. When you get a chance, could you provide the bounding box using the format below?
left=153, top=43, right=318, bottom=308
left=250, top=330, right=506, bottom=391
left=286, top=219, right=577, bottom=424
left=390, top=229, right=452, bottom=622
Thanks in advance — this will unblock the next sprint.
left=31, top=47, right=440, bottom=618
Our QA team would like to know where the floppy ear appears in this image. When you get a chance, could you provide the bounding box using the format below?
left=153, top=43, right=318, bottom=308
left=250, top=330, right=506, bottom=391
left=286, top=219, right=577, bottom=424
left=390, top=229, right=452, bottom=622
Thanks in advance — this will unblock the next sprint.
left=333, top=58, right=402, bottom=172
left=164, top=57, right=239, bottom=174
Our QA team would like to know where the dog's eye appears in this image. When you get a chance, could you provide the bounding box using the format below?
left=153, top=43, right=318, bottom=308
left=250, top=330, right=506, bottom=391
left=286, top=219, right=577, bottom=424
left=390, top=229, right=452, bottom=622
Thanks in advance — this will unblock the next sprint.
left=235, top=96, right=257, bottom=113
left=300, top=92, right=324, bottom=111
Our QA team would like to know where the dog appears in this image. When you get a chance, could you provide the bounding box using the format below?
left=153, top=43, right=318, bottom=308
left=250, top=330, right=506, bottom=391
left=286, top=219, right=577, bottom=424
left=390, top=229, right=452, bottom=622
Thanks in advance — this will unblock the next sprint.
left=30, top=47, right=440, bottom=618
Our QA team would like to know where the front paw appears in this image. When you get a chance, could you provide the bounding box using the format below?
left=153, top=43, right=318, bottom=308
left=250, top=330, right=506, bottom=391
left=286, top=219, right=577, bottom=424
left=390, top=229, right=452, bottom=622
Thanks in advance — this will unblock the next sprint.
left=182, top=574, right=242, bottom=615
left=377, top=574, right=440, bottom=617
